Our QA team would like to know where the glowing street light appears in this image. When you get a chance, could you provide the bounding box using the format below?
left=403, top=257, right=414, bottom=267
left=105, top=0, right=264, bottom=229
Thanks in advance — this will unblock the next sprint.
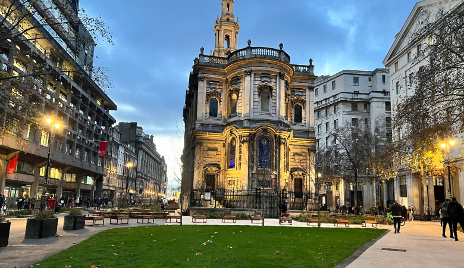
left=44, top=117, right=61, bottom=184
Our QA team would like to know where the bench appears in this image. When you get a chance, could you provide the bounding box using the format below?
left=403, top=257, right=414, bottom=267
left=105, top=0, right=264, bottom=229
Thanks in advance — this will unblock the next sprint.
left=137, top=214, right=155, bottom=224
left=362, top=216, right=378, bottom=227
left=250, top=211, right=264, bottom=224
left=279, top=213, right=292, bottom=225
left=85, top=216, right=105, bottom=226
left=110, top=215, right=129, bottom=224
left=334, top=215, right=349, bottom=227
left=192, top=215, right=207, bottom=223
left=307, top=214, right=319, bottom=226
left=222, top=213, right=237, bottom=223
left=166, top=215, right=181, bottom=223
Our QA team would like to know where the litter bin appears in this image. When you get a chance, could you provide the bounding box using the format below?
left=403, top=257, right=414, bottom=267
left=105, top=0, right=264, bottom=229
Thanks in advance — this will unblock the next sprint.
left=48, top=198, right=56, bottom=210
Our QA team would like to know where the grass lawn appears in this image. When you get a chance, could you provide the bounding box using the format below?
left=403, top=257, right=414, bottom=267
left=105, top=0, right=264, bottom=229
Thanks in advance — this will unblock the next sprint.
left=36, top=225, right=385, bottom=268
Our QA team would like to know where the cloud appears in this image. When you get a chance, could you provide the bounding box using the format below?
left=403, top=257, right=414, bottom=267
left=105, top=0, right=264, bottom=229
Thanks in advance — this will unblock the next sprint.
left=117, top=104, right=137, bottom=112
left=326, top=6, right=358, bottom=46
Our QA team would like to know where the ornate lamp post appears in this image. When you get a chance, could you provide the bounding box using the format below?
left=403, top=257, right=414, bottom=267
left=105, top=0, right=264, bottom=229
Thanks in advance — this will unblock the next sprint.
left=440, top=139, right=455, bottom=198
left=44, top=117, right=61, bottom=185
left=124, top=162, right=133, bottom=199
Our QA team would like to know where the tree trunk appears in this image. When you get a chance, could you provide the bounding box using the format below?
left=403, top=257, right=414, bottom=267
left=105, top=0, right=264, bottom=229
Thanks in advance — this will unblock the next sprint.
left=353, top=171, right=358, bottom=214
left=419, top=165, right=426, bottom=221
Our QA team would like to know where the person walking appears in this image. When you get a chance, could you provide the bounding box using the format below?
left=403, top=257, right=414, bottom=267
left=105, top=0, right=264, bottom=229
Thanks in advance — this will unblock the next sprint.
left=391, top=200, right=403, bottom=234
left=0, top=194, right=4, bottom=214
left=448, top=197, right=463, bottom=241
left=30, top=197, right=36, bottom=210
left=440, top=199, right=452, bottom=238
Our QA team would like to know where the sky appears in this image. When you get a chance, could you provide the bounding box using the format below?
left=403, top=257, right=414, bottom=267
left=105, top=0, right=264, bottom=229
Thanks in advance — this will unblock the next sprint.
left=79, top=0, right=418, bottom=187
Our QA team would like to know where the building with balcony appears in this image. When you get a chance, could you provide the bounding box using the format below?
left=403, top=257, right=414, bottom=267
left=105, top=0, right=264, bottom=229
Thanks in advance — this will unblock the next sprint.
left=118, top=122, right=167, bottom=201
left=182, top=0, right=317, bottom=215
left=314, top=69, right=393, bottom=210
left=0, top=0, right=116, bottom=207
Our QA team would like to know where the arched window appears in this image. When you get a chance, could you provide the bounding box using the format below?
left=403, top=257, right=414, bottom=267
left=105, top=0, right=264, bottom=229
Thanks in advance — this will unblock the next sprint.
left=294, top=104, right=302, bottom=123
left=209, top=98, right=218, bottom=117
left=227, top=3, right=230, bottom=11
left=225, top=35, right=230, bottom=48
left=230, top=92, right=237, bottom=116
left=261, top=91, right=270, bottom=112
left=258, top=136, right=271, bottom=168
left=229, top=137, right=236, bottom=168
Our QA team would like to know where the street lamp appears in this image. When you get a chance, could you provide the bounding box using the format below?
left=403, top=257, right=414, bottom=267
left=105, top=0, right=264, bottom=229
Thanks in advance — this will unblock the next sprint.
left=440, top=139, right=455, bottom=198
left=44, top=117, right=61, bottom=185
left=124, top=162, right=133, bottom=198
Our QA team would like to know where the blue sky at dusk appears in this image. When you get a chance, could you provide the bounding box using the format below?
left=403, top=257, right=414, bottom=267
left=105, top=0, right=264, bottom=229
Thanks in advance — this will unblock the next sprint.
left=79, top=0, right=418, bottom=185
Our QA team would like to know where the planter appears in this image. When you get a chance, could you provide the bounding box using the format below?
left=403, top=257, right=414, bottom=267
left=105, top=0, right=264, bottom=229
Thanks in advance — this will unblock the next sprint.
left=63, top=215, right=86, bottom=230
left=25, top=218, right=58, bottom=239
left=0, top=222, right=11, bottom=247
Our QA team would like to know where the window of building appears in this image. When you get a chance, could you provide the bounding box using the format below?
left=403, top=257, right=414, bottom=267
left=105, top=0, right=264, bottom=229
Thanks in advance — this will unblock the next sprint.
left=382, top=75, right=386, bottom=84
left=229, top=137, right=236, bottom=168
left=364, top=103, right=368, bottom=112
left=351, top=103, right=358, bottom=111
left=294, top=105, right=302, bottom=123
left=229, top=92, right=238, bottom=117
left=205, top=174, right=215, bottom=191
left=261, top=91, right=270, bottom=112
left=65, top=173, right=77, bottom=182
left=258, top=136, right=271, bottom=168
left=353, top=76, right=359, bottom=86
left=334, top=104, right=338, bottom=113
left=394, top=62, right=398, bottom=72
left=225, top=35, right=230, bottom=48
left=387, top=132, right=392, bottom=143
left=317, top=110, right=321, bottom=119
left=353, top=91, right=359, bottom=98
left=409, top=73, right=414, bottom=86
left=41, top=131, right=50, bottom=147
left=317, top=124, right=321, bottom=134
left=75, top=148, right=80, bottom=159
left=385, top=102, right=391, bottom=112
left=323, top=84, right=327, bottom=93
left=326, top=136, right=331, bottom=146
left=386, top=117, right=392, bottom=128
left=400, top=175, right=407, bottom=197
left=332, top=81, right=336, bottom=90
left=365, top=118, right=368, bottom=127
left=326, top=122, right=330, bottom=132
left=351, top=118, right=358, bottom=128
left=407, top=52, right=411, bottom=63
left=16, top=160, right=34, bottom=175
left=334, top=119, right=338, bottom=129
left=315, top=88, right=318, bottom=96
left=368, top=77, right=372, bottom=87
left=56, top=139, right=63, bottom=152
left=395, top=81, right=400, bottom=94
left=209, top=98, right=218, bottom=117
left=428, top=35, right=433, bottom=46
left=325, top=108, right=330, bottom=116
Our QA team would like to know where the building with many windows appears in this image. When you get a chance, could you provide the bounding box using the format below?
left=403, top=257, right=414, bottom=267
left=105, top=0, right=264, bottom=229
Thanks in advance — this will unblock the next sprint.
left=0, top=0, right=116, bottom=207
left=314, top=69, right=393, bottom=210
left=182, top=0, right=317, bottom=216
left=383, top=0, right=464, bottom=210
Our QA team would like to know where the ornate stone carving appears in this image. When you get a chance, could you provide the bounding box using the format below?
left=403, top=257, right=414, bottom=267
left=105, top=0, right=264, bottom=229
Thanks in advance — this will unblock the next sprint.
left=257, top=82, right=274, bottom=96
left=245, top=68, right=252, bottom=76
left=228, top=85, right=240, bottom=97
left=279, top=72, right=285, bottom=80
left=247, top=39, right=252, bottom=47
left=198, top=75, right=205, bottom=81
left=279, top=43, right=284, bottom=50
left=291, top=96, right=306, bottom=108
left=204, top=166, right=220, bottom=174
left=200, top=47, right=204, bottom=54
left=206, top=89, right=222, bottom=103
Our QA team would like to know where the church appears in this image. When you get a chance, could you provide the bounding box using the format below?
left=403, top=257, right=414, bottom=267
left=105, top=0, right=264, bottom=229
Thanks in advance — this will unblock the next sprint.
left=182, top=0, right=317, bottom=215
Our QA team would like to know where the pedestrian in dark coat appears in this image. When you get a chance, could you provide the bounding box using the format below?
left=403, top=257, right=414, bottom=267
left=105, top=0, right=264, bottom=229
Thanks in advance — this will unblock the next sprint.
left=448, top=197, right=463, bottom=241
left=440, top=199, right=452, bottom=238
left=391, top=200, right=403, bottom=234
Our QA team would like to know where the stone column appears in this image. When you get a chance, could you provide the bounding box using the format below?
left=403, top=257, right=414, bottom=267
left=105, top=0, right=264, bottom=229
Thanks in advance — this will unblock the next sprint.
left=244, top=69, right=252, bottom=118
left=0, top=159, right=7, bottom=196
left=197, top=76, right=206, bottom=122
left=306, top=87, right=312, bottom=127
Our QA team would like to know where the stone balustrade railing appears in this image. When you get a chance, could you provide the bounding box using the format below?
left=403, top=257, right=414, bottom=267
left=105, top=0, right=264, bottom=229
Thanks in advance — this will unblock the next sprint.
left=195, top=44, right=314, bottom=75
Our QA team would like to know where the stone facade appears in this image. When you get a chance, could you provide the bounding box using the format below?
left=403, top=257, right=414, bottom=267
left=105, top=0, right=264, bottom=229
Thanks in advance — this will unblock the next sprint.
left=182, top=0, right=317, bottom=209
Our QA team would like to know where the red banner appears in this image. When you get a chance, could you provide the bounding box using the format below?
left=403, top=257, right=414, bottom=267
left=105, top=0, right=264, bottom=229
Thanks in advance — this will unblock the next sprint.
left=99, top=141, right=107, bottom=157
left=7, top=155, right=19, bottom=174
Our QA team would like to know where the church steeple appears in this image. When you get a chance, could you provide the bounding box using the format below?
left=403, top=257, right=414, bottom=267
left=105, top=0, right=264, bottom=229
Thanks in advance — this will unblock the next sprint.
left=213, top=0, right=240, bottom=57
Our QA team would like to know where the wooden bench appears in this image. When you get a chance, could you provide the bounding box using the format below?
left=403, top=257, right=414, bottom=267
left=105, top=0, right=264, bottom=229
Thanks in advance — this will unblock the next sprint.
left=362, top=216, right=378, bottom=227
left=110, top=215, right=129, bottom=224
left=222, top=213, right=237, bottom=223
left=334, top=215, right=349, bottom=227
left=85, top=216, right=105, bottom=226
left=307, top=214, right=319, bottom=226
left=250, top=211, right=264, bottom=224
left=192, top=215, right=207, bottom=223
left=166, top=215, right=181, bottom=223
left=279, top=213, right=292, bottom=225
left=137, top=214, right=155, bottom=224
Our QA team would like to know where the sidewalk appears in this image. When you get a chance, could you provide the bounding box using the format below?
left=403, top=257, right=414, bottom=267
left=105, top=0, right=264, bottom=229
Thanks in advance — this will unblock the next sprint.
left=0, top=215, right=463, bottom=268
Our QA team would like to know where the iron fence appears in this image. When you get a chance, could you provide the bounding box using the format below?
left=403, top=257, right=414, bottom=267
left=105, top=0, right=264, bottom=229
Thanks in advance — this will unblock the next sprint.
left=189, top=189, right=316, bottom=218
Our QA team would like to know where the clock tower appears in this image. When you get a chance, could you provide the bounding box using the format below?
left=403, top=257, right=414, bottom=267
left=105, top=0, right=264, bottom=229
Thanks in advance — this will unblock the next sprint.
left=213, top=0, right=240, bottom=57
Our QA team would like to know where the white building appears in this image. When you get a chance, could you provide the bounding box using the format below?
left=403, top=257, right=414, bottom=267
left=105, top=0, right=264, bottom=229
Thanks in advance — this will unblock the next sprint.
left=314, top=69, right=393, bottom=210
left=383, top=0, right=464, bottom=211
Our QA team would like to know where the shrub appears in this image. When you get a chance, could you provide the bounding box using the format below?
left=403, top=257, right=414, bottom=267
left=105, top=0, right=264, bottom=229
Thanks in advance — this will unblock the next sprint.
left=377, top=217, right=392, bottom=225
left=294, top=214, right=308, bottom=222
left=236, top=213, right=249, bottom=220
left=204, top=212, right=223, bottom=219
left=33, top=210, right=55, bottom=220
left=14, top=209, right=32, bottom=216
left=0, top=214, right=7, bottom=223
left=68, top=208, right=83, bottom=216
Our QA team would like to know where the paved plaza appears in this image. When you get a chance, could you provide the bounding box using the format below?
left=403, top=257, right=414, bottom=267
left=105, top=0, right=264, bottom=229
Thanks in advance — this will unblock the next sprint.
left=0, top=214, right=463, bottom=268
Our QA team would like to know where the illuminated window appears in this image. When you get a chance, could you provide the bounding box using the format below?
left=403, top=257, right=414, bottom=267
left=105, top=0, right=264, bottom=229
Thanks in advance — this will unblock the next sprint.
left=229, top=137, right=236, bottom=168
left=41, top=131, right=50, bottom=147
left=258, top=136, right=271, bottom=168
